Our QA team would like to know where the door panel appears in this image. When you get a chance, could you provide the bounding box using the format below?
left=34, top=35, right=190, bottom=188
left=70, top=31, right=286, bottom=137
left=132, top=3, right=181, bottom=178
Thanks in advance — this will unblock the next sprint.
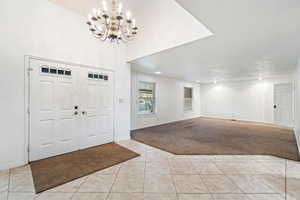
left=56, top=76, right=78, bottom=155
left=274, top=83, right=293, bottom=127
left=30, top=59, right=79, bottom=161
left=79, top=69, right=114, bottom=149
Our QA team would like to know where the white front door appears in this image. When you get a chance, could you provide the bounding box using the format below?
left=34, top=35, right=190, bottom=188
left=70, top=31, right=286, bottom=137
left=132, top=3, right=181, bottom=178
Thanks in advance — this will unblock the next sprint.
left=79, top=68, right=114, bottom=149
left=274, top=83, right=293, bottom=127
left=29, top=58, right=114, bottom=161
left=30, top=59, right=80, bottom=161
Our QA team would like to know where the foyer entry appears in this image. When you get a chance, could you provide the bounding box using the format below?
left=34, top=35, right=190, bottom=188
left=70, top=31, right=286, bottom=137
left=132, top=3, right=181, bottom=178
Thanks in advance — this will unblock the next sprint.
left=29, top=58, right=114, bottom=161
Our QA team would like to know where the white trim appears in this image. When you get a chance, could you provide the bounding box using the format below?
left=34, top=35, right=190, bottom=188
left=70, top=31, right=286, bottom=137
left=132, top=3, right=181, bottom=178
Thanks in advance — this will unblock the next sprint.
left=294, top=127, right=300, bottom=156
left=0, top=160, right=26, bottom=171
left=200, top=115, right=294, bottom=128
left=26, top=55, right=115, bottom=72
left=24, top=56, right=30, bottom=166
left=24, top=55, right=116, bottom=164
left=132, top=116, right=200, bottom=131
left=292, top=80, right=296, bottom=128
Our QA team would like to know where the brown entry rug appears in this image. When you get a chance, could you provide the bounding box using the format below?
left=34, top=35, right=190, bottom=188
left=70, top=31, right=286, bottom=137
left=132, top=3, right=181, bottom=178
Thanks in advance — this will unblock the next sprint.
left=131, top=117, right=300, bottom=161
left=30, top=143, right=139, bottom=193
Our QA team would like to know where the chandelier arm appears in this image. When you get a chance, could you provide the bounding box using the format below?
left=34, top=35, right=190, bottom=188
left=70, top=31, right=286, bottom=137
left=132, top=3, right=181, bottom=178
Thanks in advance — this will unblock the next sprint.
left=121, top=24, right=135, bottom=42
left=103, top=31, right=109, bottom=41
left=97, top=20, right=110, bottom=41
left=93, top=23, right=105, bottom=34
left=92, top=23, right=108, bottom=41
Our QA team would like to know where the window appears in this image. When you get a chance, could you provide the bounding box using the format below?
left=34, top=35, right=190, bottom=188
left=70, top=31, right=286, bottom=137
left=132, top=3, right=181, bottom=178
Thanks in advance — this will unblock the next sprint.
left=138, top=82, right=156, bottom=114
left=58, top=69, right=64, bottom=75
left=50, top=68, right=57, bottom=74
left=65, top=70, right=72, bottom=76
left=184, top=87, right=193, bottom=111
left=88, top=73, right=93, bottom=78
left=41, top=66, right=49, bottom=73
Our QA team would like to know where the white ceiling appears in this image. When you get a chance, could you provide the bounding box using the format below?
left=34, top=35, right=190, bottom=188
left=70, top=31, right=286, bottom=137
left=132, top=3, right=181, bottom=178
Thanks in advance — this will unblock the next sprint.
left=49, top=0, right=300, bottom=83
left=131, top=0, right=300, bottom=83
left=125, top=0, right=212, bottom=61
left=49, top=0, right=98, bottom=16
left=49, top=0, right=213, bottom=62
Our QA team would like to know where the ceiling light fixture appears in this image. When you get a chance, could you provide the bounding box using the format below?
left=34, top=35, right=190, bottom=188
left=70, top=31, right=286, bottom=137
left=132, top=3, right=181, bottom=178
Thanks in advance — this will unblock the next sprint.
left=155, top=71, right=162, bottom=75
left=87, top=0, right=138, bottom=43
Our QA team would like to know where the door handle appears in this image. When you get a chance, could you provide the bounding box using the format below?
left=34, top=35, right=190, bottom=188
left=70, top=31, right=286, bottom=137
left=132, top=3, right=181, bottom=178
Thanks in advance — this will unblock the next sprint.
left=74, top=111, right=79, bottom=115
left=273, top=105, right=277, bottom=109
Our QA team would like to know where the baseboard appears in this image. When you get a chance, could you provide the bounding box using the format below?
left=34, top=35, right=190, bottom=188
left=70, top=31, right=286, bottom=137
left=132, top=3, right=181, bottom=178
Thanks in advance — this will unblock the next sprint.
left=200, top=114, right=292, bottom=128
left=0, top=160, right=26, bottom=171
left=131, top=115, right=202, bottom=131
left=114, top=134, right=131, bottom=142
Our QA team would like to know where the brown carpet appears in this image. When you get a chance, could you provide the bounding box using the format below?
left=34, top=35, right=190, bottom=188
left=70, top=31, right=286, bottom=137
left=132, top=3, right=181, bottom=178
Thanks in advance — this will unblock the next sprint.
left=30, top=143, right=139, bottom=194
left=131, top=117, right=299, bottom=161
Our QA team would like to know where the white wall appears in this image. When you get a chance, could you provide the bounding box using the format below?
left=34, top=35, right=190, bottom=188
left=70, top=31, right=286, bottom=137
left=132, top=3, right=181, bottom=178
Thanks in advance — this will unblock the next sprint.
left=131, top=71, right=201, bottom=130
left=0, top=0, right=130, bottom=170
left=295, top=60, right=300, bottom=151
left=200, top=76, right=294, bottom=124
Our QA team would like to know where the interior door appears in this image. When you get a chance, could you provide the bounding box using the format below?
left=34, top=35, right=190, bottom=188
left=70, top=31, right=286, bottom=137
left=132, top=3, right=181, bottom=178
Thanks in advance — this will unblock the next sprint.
left=29, top=59, right=79, bottom=161
left=79, top=68, right=114, bottom=149
left=274, top=83, right=293, bottom=127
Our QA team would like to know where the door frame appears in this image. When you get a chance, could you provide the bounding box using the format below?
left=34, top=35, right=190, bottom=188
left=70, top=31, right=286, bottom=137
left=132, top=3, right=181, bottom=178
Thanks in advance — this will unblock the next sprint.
left=273, top=82, right=295, bottom=128
left=24, top=55, right=116, bottom=164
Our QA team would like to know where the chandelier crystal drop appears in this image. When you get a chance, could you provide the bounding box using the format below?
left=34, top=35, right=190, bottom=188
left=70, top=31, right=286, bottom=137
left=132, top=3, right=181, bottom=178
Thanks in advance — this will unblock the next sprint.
left=87, top=0, right=138, bottom=43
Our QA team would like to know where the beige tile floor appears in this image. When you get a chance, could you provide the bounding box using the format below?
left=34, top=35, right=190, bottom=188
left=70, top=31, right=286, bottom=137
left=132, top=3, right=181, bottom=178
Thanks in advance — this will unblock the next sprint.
left=0, top=140, right=300, bottom=200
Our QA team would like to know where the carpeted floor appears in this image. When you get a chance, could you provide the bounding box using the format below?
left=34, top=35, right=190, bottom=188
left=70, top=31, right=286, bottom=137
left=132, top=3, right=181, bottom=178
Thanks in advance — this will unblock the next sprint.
left=131, top=117, right=299, bottom=161
left=30, top=143, right=139, bottom=193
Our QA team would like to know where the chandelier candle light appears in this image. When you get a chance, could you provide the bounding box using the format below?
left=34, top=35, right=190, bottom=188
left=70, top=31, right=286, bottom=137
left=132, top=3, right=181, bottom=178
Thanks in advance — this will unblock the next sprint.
left=87, top=0, right=138, bottom=43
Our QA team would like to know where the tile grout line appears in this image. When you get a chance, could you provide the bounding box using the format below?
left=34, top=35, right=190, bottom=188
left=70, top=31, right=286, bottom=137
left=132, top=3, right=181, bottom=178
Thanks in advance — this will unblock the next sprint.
left=197, top=174, right=214, bottom=200
left=167, top=155, right=181, bottom=200
left=69, top=174, right=90, bottom=200
left=6, top=169, right=11, bottom=200
left=105, top=162, right=123, bottom=200
left=142, top=149, right=147, bottom=195
left=285, top=160, right=287, bottom=200
left=209, top=158, right=246, bottom=196
left=180, top=157, right=214, bottom=199
left=220, top=169, right=247, bottom=195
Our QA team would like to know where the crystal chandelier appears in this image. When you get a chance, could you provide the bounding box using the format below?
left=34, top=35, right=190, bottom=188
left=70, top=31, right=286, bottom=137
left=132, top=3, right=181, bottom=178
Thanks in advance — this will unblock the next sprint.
left=87, top=0, right=138, bottom=43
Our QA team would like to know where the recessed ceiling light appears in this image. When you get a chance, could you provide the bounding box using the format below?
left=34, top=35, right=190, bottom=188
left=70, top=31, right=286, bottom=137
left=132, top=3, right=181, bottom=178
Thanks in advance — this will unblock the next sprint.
left=154, top=71, right=162, bottom=74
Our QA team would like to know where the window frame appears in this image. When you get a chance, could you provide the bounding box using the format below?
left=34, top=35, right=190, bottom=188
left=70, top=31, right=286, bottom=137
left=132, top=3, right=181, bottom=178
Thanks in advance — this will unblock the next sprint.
left=137, top=81, right=157, bottom=115
left=183, top=86, right=194, bottom=112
